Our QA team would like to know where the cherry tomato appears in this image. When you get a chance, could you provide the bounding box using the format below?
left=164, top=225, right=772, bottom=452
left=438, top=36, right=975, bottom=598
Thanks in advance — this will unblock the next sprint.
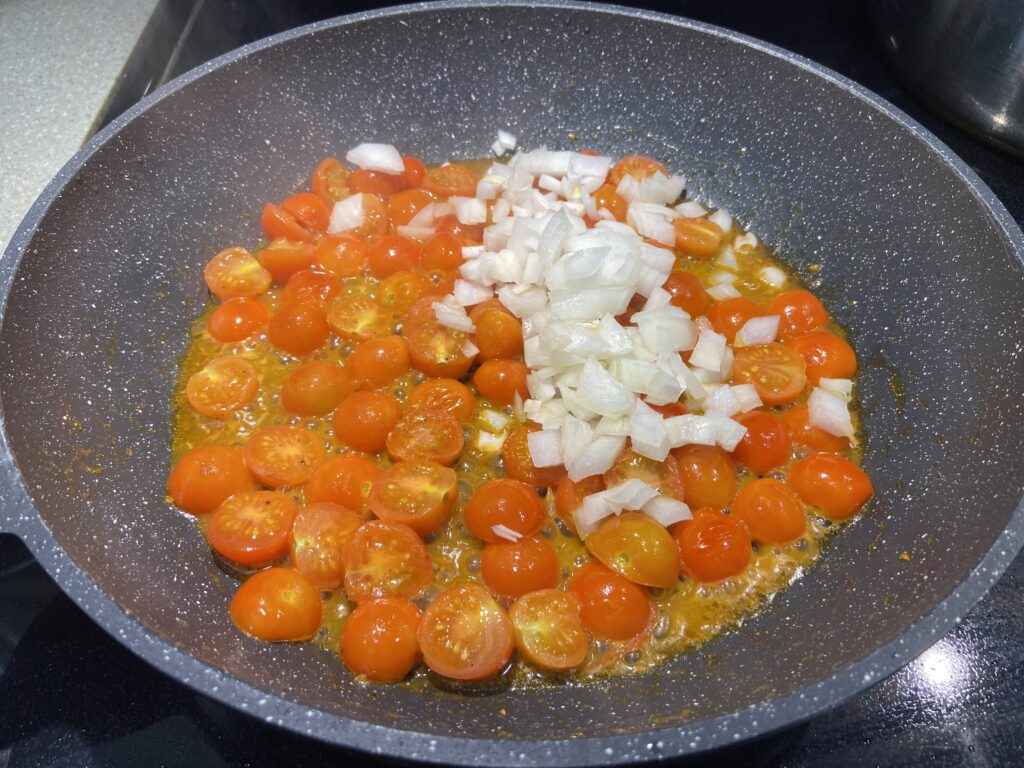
left=312, top=157, right=351, bottom=204
left=406, top=378, right=478, bottom=423
left=314, top=234, right=368, bottom=277
left=207, top=297, right=271, bottom=343
left=474, top=308, right=523, bottom=361
left=608, top=155, right=668, bottom=185
left=586, top=511, right=681, bottom=588
left=261, top=203, right=311, bottom=243
left=731, top=343, right=808, bottom=406
left=281, top=192, right=330, bottom=233
left=305, top=454, right=382, bottom=515
left=423, top=163, right=479, bottom=198
left=333, top=391, right=401, bottom=454
left=671, top=508, right=752, bottom=582
left=207, top=491, right=298, bottom=566
left=229, top=568, right=321, bottom=642
left=782, top=404, right=849, bottom=453
left=592, top=184, right=627, bottom=222
left=167, top=445, right=258, bottom=515
left=281, top=269, right=342, bottom=307
left=280, top=360, right=353, bottom=416
left=464, top=478, right=545, bottom=543
left=341, top=596, right=422, bottom=682
left=732, top=478, right=806, bottom=544
left=368, top=460, right=458, bottom=536
left=473, top=360, right=529, bottom=406
left=268, top=301, right=329, bottom=356
left=568, top=562, right=652, bottom=641
left=342, top=520, right=433, bottom=603
left=289, top=501, right=361, bottom=589
left=204, top=247, right=271, bottom=301
left=786, top=331, right=857, bottom=383
left=663, top=270, right=711, bottom=318
left=707, top=297, right=760, bottom=343
left=345, top=336, right=410, bottom=389
left=480, top=536, right=560, bottom=598
left=349, top=168, right=407, bottom=197
left=401, top=296, right=443, bottom=336
left=421, top=232, right=463, bottom=270
left=387, top=188, right=433, bottom=227
left=510, top=589, right=589, bottom=672
left=244, top=424, right=325, bottom=489
left=418, top=584, right=514, bottom=681
left=377, top=271, right=431, bottom=315
left=407, top=322, right=476, bottom=379
left=604, top=449, right=685, bottom=501
left=368, top=234, right=421, bottom=278
left=386, top=411, right=465, bottom=466
left=789, top=454, right=873, bottom=521
left=554, top=475, right=606, bottom=534
left=674, top=217, right=724, bottom=258
left=402, top=156, right=427, bottom=188
left=327, top=295, right=393, bottom=341
left=732, top=410, right=792, bottom=474
left=186, top=356, right=258, bottom=418
left=671, top=444, right=736, bottom=511
left=502, top=423, right=567, bottom=488
left=767, top=290, right=827, bottom=339
left=258, top=239, right=317, bottom=283
left=435, top=214, right=484, bottom=246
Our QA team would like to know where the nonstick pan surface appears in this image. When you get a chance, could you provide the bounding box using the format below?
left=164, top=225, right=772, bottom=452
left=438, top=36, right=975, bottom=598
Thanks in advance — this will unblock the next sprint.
left=2, top=3, right=1024, bottom=765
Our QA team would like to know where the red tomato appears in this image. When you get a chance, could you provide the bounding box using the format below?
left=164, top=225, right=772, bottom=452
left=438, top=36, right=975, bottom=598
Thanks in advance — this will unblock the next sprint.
left=347, top=335, right=410, bottom=388
left=244, top=424, right=325, bottom=489
left=167, top=445, right=258, bottom=515
left=377, top=271, right=431, bottom=315
left=207, top=491, right=298, bottom=566
left=674, top=218, right=724, bottom=258
left=423, top=163, right=479, bottom=198
left=671, top=444, right=736, bottom=510
left=663, top=269, right=711, bottom=317
left=341, top=596, right=422, bottom=682
left=406, top=378, right=478, bottom=423
left=480, top=536, right=560, bottom=598
left=400, top=156, right=426, bottom=187
left=608, top=155, right=668, bottom=185
left=592, top=184, right=628, bottom=222
left=185, top=356, right=258, bottom=418
left=421, top=232, right=463, bottom=270
left=554, top=475, right=605, bottom=534
left=368, top=235, right=422, bottom=278
left=435, top=214, right=484, bottom=246
left=311, top=157, right=350, bottom=204
left=342, top=520, right=433, bottom=603
left=386, top=411, right=464, bottom=466
left=707, top=297, right=761, bottom=343
left=473, top=360, right=529, bottom=406
left=386, top=188, right=433, bottom=227
left=407, top=322, right=476, bottom=379
left=349, top=168, right=407, bottom=196
left=268, top=301, right=330, bottom=356
left=368, top=460, right=458, bottom=536
left=465, top=478, right=546, bottom=542
left=351, top=193, right=390, bottom=239
left=586, top=512, right=681, bottom=588
left=473, top=306, right=523, bottom=361
left=732, top=410, right=792, bottom=474
left=510, top=590, right=589, bottom=672
left=731, top=343, right=807, bottom=406
left=789, top=454, right=873, bottom=521
left=281, top=269, right=342, bottom=307
left=230, top=568, right=321, bottom=641
left=261, top=203, right=311, bottom=243
left=207, top=297, right=271, bottom=343
left=281, top=192, right=330, bottom=233
left=314, top=234, right=368, bottom=277
left=568, top=562, right=652, bottom=641
left=305, top=454, right=382, bottom=516
left=604, top=449, right=685, bottom=501
left=204, top=247, right=271, bottom=301
left=327, top=295, right=393, bottom=341
left=671, top=508, right=752, bottom=582
left=401, top=296, right=443, bottom=335
left=732, top=478, right=806, bottom=544
left=502, top=423, right=567, bottom=488
left=417, top=584, right=514, bottom=681
left=333, top=391, right=401, bottom=454
left=258, top=239, right=317, bottom=283
left=289, top=501, right=361, bottom=589
left=786, top=331, right=858, bottom=383
left=767, top=290, right=827, bottom=339
left=280, top=360, right=353, bottom=416
left=782, top=404, right=850, bottom=453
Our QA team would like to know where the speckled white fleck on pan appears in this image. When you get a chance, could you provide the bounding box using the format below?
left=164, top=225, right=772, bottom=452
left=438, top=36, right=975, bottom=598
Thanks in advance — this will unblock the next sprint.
left=1, top=2, right=1023, bottom=764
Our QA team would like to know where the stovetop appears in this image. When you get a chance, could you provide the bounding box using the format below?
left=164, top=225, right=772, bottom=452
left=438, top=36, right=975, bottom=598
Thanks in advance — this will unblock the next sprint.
left=2, top=1, right=1023, bottom=766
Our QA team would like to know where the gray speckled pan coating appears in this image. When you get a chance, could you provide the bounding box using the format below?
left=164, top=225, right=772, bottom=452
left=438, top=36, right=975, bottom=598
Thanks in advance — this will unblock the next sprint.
left=2, top=2, right=1024, bottom=764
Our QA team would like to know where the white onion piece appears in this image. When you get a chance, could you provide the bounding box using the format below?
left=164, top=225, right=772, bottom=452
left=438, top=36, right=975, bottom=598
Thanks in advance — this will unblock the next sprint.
left=491, top=140, right=505, bottom=156
left=759, top=266, right=787, bottom=288
left=575, top=494, right=616, bottom=538
left=675, top=201, right=707, bottom=217
left=549, top=287, right=631, bottom=321
left=601, top=479, right=659, bottom=511
left=452, top=279, right=493, bottom=307
left=432, top=300, right=475, bottom=333
left=345, top=143, right=404, bottom=174
left=709, top=270, right=738, bottom=285
left=636, top=173, right=687, bottom=205
left=664, top=414, right=717, bottom=447
left=642, top=496, right=692, bottom=527
left=734, top=232, right=758, bottom=253
left=492, top=524, right=523, bottom=542
left=567, top=435, right=626, bottom=482
left=717, top=247, right=738, bottom=270
left=629, top=400, right=671, bottom=461
left=594, top=415, right=630, bottom=436
left=731, top=384, right=763, bottom=412
left=497, top=284, right=547, bottom=318
left=568, top=153, right=611, bottom=180
left=704, top=385, right=741, bottom=417
left=709, top=208, right=733, bottom=232
left=538, top=174, right=561, bottom=193
left=560, top=416, right=594, bottom=466
left=527, top=429, right=564, bottom=467
left=627, top=205, right=675, bottom=245
left=450, top=196, right=488, bottom=225
left=575, top=358, right=634, bottom=417
left=476, top=179, right=501, bottom=200
left=633, top=306, right=696, bottom=353
left=475, top=431, right=506, bottom=453
left=735, top=315, right=780, bottom=347
left=809, top=387, right=855, bottom=438
left=408, top=201, right=455, bottom=227
left=327, top=194, right=365, bottom=234
left=497, top=129, right=517, bottom=150
left=689, top=329, right=727, bottom=371
left=395, top=225, right=435, bottom=240
left=707, top=413, right=748, bottom=451
left=597, top=314, right=634, bottom=356
left=480, top=409, right=511, bottom=432
left=820, top=378, right=854, bottom=402
left=707, top=283, right=742, bottom=301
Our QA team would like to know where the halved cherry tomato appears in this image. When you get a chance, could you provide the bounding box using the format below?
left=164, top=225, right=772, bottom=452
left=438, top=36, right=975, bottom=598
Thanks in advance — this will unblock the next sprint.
left=349, top=168, right=407, bottom=197
left=473, top=360, right=529, bottom=406
left=349, top=193, right=390, bottom=239
left=386, top=411, right=464, bottom=466
left=327, top=295, right=393, bottom=341
left=167, top=445, right=258, bottom=515
left=407, top=322, right=476, bottom=379
left=421, top=232, right=463, bottom=270
left=280, top=360, right=352, bottom=416
left=480, top=537, right=560, bottom=598
left=282, top=192, right=330, bottom=233
left=608, top=155, right=668, bottom=185
left=401, top=296, right=442, bottom=336
left=204, top=247, right=272, bottom=301
left=708, top=297, right=761, bottom=343
left=333, top=391, right=401, bottom=454
left=554, top=475, right=606, bottom=534
left=230, top=568, right=321, bottom=642
left=268, top=302, right=330, bottom=356
left=474, top=308, right=523, bottom=361
left=244, top=424, right=325, bottom=489
left=261, top=203, right=311, bottom=243
left=786, top=331, right=857, bottom=383
left=663, top=269, right=711, bottom=317
left=423, top=163, right=479, bottom=198
left=311, top=157, right=350, bottom=204
left=502, top=423, right=567, bottom=488
left=314, top=234, right=368, bottom=277
left=586, top=511, right=681, bottom=588
left=604, top=449, right=685, bottom=501
left=377, top=271, right=431, bottom=315
left=258, top=239, right=317, bottom=283
left=592, top=184, right=627, bottom=222
left=782, top=404, right=849, bottom=453
left=732, top=478, right=806, bottom=544
left=347, top=335, right=410, bottom=388
left=281, top=269, right=342, bottom=307
left=465, top=478, right=545, bottom=542
left=207, top=491, right=298, bottom=566
left=207, top=297, right=271, bottom=343
left=369, top=460, right=458, bottom=536
left=789, top=454, right=873, bottom=521
left=732, top=410, right=792, bottom=474
left=387, top=188, right=433, bottom=227
left=406, top=378, right=478, bottom=423
left=342, top=520, right=433, bottom=603
left=568, top=562, right=651, bottom=641
left=417, top=584, right=514, bottom=681
left=368, top=235, right=421, bottom=278
left=402, top=156, right=427, bottom=188
left=341, top=596, right=422, bottom=682
left=186, top=356, right=258, bottom=418
left=510, top=589, right=589, bottom=672
left=424, top=268, right=458, bottom=296
left=671, top=508, right=752, bottom=582
left=674, top=217, right=724, bottom=258
left=289, top=501, right=361, bottom=589
left=767, top=290, right=827, bottom=339
left=305, top=454, right=382, bottom=515
left=731, top=343, right=807, bottom=406
left=672, top=444, right=736, bottom=510
left=435, top=214, right=484, bottom=246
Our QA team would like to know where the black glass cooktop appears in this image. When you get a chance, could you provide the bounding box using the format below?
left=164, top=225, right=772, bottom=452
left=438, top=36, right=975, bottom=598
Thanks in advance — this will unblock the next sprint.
left=2, top=1, right=1023, bottom=766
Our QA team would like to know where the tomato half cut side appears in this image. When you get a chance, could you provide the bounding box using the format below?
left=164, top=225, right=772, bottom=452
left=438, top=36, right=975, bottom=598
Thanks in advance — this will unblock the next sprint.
left=204, top=247, right=271, bottom=301
left=465, top=478, right=546, bottom=542
left=207, top=490, right=298, bottom=567
left=305, top=454, right=382, bottom=515
left=423, top=163, right=479, bottom=198
left=289, top=501, right=361, bottom=589
left=327, top=295, right=393, bottom=341
left=407, top=322, right=477, bottom=379
left=342, top=520, right=434, bottom=603
left=368, top=460, right=458, bottom=536
left=585, top=511, right=681, bottom=588
left=385, top=410, right=465, bottom=466
left=406, top=378, right=478, bottom=423
left=510, top=589, right=589, bottom=672
left=311, top=157, right=351, bottom=204
left=608, top=155, right=668, bottom=185
left=243, top=424, right=325, bottom=489
left=230, top=567, right=322, bottom=642
left=731, top=343, right=808, bottom=406
left=417, top=584, right=515, bottom=681
left=185, top=356, right=259, bottom=418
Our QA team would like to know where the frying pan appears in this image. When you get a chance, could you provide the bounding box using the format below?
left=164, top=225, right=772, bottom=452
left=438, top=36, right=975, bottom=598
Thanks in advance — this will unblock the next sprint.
left=2, top=2, right=1023, bottom=764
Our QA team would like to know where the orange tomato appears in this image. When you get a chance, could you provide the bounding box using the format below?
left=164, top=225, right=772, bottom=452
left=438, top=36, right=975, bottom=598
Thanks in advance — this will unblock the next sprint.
left=349, top=193, right=390, bottom=239
left=386, top=411, right=464, bottom=466
left=662, top=270, right=711, bottom=318
left=731, top=343, right=808, bottom=406
left=435, top=214, right=484, bottom=246
left=261, top=202, right=310, bottom=243
left=166, top=445, right=258, bottom=515
left=377, top=271, right=431, bottom=315
left=342, top=520, right=433, bottom=603
left=243, top=424, right=325, bottom=489
left=401, top=296, right=442, bottom=336
left=474, top=308, right=523, bottom=361
left=406, top=321, right=476, bottom=379
left=313, top=234, right=368, bottom=277
left=782, top=404, right=849, bottom=453
left=229, top=568, right=321, bottom=642
left=347, top=335, right=410, bottom=388
left=402, top=156, right=427, bottom=188
left=341, top=596, right=422, bottom=682
left=480, top=537, right=560, bottom=598
left=185, top=356, right=258, bottom=418
left=406, top=378, right=478, bottom=423
left=604, top=449, right=685, bottom=501
left=367, top=234, right=421, bottom=278
left=368, top=460, right=458, bottom=536
left=502, top=423, right=567, bottom=488
left=281, top=269, right=342, bottom=307
left=417, top=584, right=514, bottom=681
left=311, top=157, right=350, bottom=204
left=608, top=155, right=668, bottom=185
left=732, top=478, right=806, bottom=544
left=554, top=475, right=606, bottom=534
left=585, top=512, right=681, bottom=588
left=672, top=444, right=736, bottom=510
left=567, top=562, right=651, bottom=641
left=258, top=239, right=317, bottom=283
left=786, top=331, right=857, bottom=383
left=387, top=188, right=433, bottom=227
left=204, top=247, right=271, bottom=301
left=280, top=360, right=353, bottom=416
left=305, top=454, right=382, bottom=515
left=509, top=589, right=589, bottom=672
left=281, top=192, right=330, bottom=233
left=289, top=501, right=361, bottom=589
left=732, top=410, right=792, bottom=474
left=473, top=360, right=529, bottom=406
left=671, top=508, right=752, bottom=582
left=423, top=163, right=479, bottom=198
left=332, top=391, right=401, bottom=454
left=592, top=184, right=628, bottom=222
left=207, top=491, right=298, bottom=566
left=420, top=232, right=464, bottom=271
left=268, top=301, right=330, bottom=356
left=788, top=454, right=873, bottom=521
left=707, top=297, right=761, bottom=343
left=465, top=478, right=546, bottom=542
left=327, top=295, right=393, bottom=341
left=207, top=297, right=271, bottom=343
left=349, top=168, right=406, bottom=197
left=673, top=218, right=724, bottom=258
left=767, top=290, right=827, bottom=340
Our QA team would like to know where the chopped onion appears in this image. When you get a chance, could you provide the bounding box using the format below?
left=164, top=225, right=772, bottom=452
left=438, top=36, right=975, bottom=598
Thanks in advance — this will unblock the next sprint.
left=432, top=300, right=475, bottom=332
left=809, top=387, right=854, bottom=438
left=707, top=283, right=742, bottom=301
left=497, top=129, right=517, bottom=151
left=475, top=431, right=507, bottom=453
left=642, top=496, right=693, bottom=527
left=480, top=409, right=511, bottom=432
left=703, top=385, right=741, bottom=417
left=664, top=414, right=717, bottom=447
left=575, top=494, right=616, bottom=538
left=450, top=196, right=488, bottom=225
left=327, top=194, right=365, bottom=234
left=549, top=287, right=631, bottom=321
left=709, top=270, right=738, bottom=285
left=567, top=434, right=625, bottom=482
left=602, top=479, right=659, bottom=510
left=345, top=143, right=404, bottom=174
left=731, top=384, right=763, bottom=412
left=735, top=315, right=780, bottom=347
left=527, top=429, right=563, bottom=467
left=707, top=413, right=748, bottom=451
left=716, top=247, right=738, bottom=270
left=759, top=266, right=787, bottom=288
left=709, top=208, right=733, bottom=232
left=575, top=357, right=634, bottom=417
left=627, top=204, right=675, bottom=245
left=675, top=201, right=707, bottom=217
left=689, top=329, right=727, bottom=371
left=491, top=139, right=505, bottom=156
left=568, top=153, right=611, bottom=180
left=492, top=523, right=523, bottom=542
left=820, top=378, right=854, bottom=402
left=734, top=231, right=758, bottom=253
left=395, top=225, right=435, bottom=240
left=560, top=416, right=593, bottom=466
left=452, top=279, right=493, bottom=307
left=629, top=400, right=671, bottom=461
left=594, top=415, right=630, bottom=436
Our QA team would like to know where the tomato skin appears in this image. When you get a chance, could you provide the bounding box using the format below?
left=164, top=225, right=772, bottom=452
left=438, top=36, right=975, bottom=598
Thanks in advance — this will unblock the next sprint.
left=474, top=309, right=524, bottom=361
left=786, top=331, right=857, bottom=383
left=289, top=501, right=361, bottom=589
left=186, top=356, right=258, bottom=418
left=421, top=232, right=464, bottom=271
left=313, top=234, right=368, bottom=277
left=585, top=511, right=681, bottom=588
left=767, top=290, right=827, bottom=340
left=368, top=460, right=458, bottom=535
left=341, top=597, right=422, bottom=682
left=349, top=168, right=407, bottom=196
left=386, top=411, right=465, bottom=466
left=782, top=404, right=849, bottom=453
left=663, top=270, right=711, bottom=317
left=368, top=235, right=422, bottom=278
left=333, top=391, right=402, bottom=454
left=327, top=295, right=393, bottom=341
left=789, top=454, right=873, bottom=521
left=510, top=589, right=589, bottom=672
left=608, top=155, right=668, bottom=185
left=402, top=156, right=427, bottom=188
left=204, top=247, right=272, bottom=301
left=671, top=508, right=752, bottom=582
left=386, top=188, right=433, bottom=227
left=568, top=562, right=652, bottom=641
left=244, top=424, right=325, bottom=489
left=672, top=444, right=736, bottom=510
left=281, top=269, right=342, bottom=307
left=674, top=218, right=724, bottom=258
left=230, top=568, right=322, bottom=642
left=423, top=163, right=479, bottom=198
left=473, top=360, right=529, bottom=406
left=377, top=271, right=431, bottom=315
left=305, top=454, right=382, bottom=516
left=480, top=536, right=560, bottom=598
left=465, top=478, right=546, bottom=542
left=406, top=378, right=478, bottom=423
left=167, top=445, right=258, bottom=515
left=435, top=214, right=484, bottom=246
left=280, top=360, right=353, bottom=417
left=592, top=184, right=628, bottom=222
left=731, top=342, right=808, bottom=406
left=732, top=478, right=807, bottom=544
left=604, top=449, right=685, bottom=501
left=311, top=157, right=350, bottom=204
left=732, top=410, right=792, bottom=474
left=708, top=297, right=761, bottom=343
left=207, top=297, right=271, bottom=343
left=350, top=193, right=390, bottom=239
left=207, top=491, right=298, bottom=566
left=407, top=322, right=476, bottom=379
left=502, top=423, right=567, bottom=488
left=261, top=203, right=311, bottom=243
left=268, top=302, right=330, bottom=356
left=401, top=296, right=442, bottom=336
left=282, top=192, right=330, bottom=233
left=554, top=475, right=606, bottom=535
left=342, top=520, right=434, bottom=603
left=418, top=584, right=515, bottom=681
left=347, top=335, right=410, bottom=388
left=258, top=239, right=317, bottom=283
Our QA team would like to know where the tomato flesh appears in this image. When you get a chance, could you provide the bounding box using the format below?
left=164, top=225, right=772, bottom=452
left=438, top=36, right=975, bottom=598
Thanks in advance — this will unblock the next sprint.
left=342, top=520, right=434, bottom=603
left=207, top=491, right=298, bottom=566
left=510, top=590, right=589, bottom=671
left=731, top=343, right=807, bottom=406
left=585, top=511, right=681, bottom=588
left=418, top=584, right=514, bottom=680
left=290, top=502, right=361, bottom=589
left=368, top=460, right=458, bottom=536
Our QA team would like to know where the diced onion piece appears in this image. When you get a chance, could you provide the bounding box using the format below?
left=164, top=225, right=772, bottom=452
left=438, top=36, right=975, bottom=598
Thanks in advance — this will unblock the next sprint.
left=491, top=139, right=506, bottom=156
left=549, top=287, right=631, bottom=322
left=820, top=378, right=854, bottom=402
left=576, top=357, right=634, bottom=417
left=629, top=400, right=671, bottom=461
left=709, top=208, right=733, bottom=232
left=627, top=204, right=675, bottom=246
left=689, top=329, right=727, bottom=371
left=708, top=283, right=742, bottom=301
left=345, top=143, right=404, bottom=174
left=452, top=279, right=493, bottom=307
left=497, top=129, right=517, bottom=151
left=734, top=231, right=758, bottom=253
left=703, top=385, right=741, bottom=417
left=731, top=384, right=763, bottom=412
left=633, top=306, right=697, bottom=353
left=396, top=225, right=436, bottom=240
left=492, top=523, right=523, bottom=542
left=476, top=431, right=507, bottom=453
left=717, top=247, right=738, bottom=270
left=675, top=201, right=707, bottom=217
left=480, top=409, right=511, bottom=432
left=450, top=196, right=488, bottom=225
left=327, top=194, right=365, bottom=234
left=602, top=479, right=659, bottom=511
left=759, top=266, right=787, bottom=288
left=642, top=496, right=693, bottom=527
left=709, top=270, right=738, bottom=285
left=567, top=434, right=626, bottom=482
left=568, top=153, right=612, bottom=180
left=560, top=416, right=594, bottom=466
left=409, top=201, right=455, bottom=227
left=735, top=315, right=780, bottom=347
left=432, top=300, right=475, bottom=332
left=808, top=387, right=855, bottom=438
left=594, top=415, right=630, bottom=436
left=574, top=494, right=616, bottom=539
left=664, top=414, right=717, bottom=447
left=527, top=429, right=563, bottom=467
left=497, top=284, right=548, bottom=318
left=707, top=413, right=747, bottom=451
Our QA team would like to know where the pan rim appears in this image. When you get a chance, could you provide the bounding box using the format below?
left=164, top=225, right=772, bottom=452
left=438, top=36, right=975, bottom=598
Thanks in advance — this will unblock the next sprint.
left=1, top=1, right=1023, bottom=764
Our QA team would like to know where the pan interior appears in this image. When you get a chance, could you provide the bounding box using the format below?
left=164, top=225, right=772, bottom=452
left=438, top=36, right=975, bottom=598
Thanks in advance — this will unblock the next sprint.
left=2, top=5, right=1024, bottom=742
